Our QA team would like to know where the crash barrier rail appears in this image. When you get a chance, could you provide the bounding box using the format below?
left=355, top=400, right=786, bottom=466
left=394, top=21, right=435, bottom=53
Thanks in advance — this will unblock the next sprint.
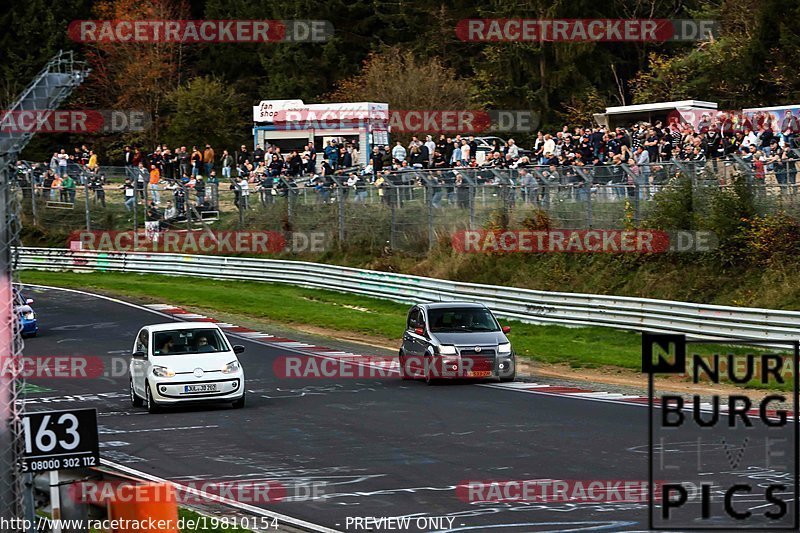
left=17, top=247, right=800, bottom=342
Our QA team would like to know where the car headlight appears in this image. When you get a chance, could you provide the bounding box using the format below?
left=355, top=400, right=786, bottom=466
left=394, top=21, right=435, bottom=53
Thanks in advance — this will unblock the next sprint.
left=498, top=342, right=512, bottom=354
left=152, top=365, right=175, bottom=378
left=438, top=345, right=457, bottom=355
left=23, top=312, right=35, bottom=320
left=222, top=360, right=240, bottom=374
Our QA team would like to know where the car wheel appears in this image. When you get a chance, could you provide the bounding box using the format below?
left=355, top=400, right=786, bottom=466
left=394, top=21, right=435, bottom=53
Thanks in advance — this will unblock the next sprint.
left=232, top=394, right=246, bottom=409
left=145, top=383, right=161, bottom=414
left=130, top=380, right=143, bottom=407
left=399, top=352, right=412, bottom=381
left=500, top=371, right=516, bottom=383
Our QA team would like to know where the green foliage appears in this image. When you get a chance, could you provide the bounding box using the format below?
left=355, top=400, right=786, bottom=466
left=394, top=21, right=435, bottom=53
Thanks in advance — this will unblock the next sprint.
left=164, top=76, right=250, bottom=149
left=644, top=175, right=696, bottom=230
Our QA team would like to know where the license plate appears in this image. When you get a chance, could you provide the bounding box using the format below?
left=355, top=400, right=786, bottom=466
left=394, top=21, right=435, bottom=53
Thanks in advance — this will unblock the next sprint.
left=184, top=384, right=218, bottom=393
left=467, top=371, right=492, bottom=377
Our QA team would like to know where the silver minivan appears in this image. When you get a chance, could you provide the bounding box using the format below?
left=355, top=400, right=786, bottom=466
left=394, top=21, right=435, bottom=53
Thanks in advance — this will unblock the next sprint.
left=399, top=302, right=516, bottom=384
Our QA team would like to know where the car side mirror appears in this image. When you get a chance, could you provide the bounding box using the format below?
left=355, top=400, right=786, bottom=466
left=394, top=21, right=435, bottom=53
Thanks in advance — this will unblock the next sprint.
left=233, top=345, right=245, bottom=354
left=132, top=350, right=146, bottom=359
left=502, top=326, right=511, bottom=334
left=25, top=299, right=33, bottom=305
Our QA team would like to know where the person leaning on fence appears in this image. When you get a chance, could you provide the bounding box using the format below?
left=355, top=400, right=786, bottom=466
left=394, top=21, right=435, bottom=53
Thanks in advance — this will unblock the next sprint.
left=120, top=178, right=136, bottom=211
left=146, top=200, right=161, bottom=223
left=149, top=164, right=161, bottom=205
left=207, top=169, right=219, bottom=208
left=90, top=173, right=106, bottom=207
left=375, top=172, right=392, bottom=205
left=163, top=200, right=177, bottom=224
left=257, top=173, right=272, bottom=205
left=61, top=174, right=76, bottom=203
left=195, top=175, right=206, bottom=205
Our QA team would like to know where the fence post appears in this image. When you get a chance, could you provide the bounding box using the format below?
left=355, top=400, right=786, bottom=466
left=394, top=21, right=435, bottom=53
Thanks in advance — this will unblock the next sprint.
left=237, top=182, right=244, bottom=230
left=83, top=180, right=91, bottom=231
left=390, top=186, right=397, bottom=250
left=29, top=182, right=36, bottom=227
left=337, top=183, right=345, bottom=247
left=469, top=182, right=475, bottom=229
left=132, top=186, right=137, bottom=231
left=427, top=182, right=434, bottom=251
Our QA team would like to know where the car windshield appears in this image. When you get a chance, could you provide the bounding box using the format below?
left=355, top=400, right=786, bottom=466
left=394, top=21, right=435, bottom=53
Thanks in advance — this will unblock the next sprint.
left=152, top=328, right=229, bottom=355
left=428, top=307, right=500, bottom=332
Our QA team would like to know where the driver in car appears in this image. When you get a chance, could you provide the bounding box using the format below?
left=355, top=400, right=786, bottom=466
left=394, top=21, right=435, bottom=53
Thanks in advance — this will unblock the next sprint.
left=157, top=336, right=175, bottom=354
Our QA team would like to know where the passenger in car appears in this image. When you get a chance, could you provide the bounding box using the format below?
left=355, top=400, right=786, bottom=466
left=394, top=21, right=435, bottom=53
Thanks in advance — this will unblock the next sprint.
left=195, top=336, right=215, bottom=353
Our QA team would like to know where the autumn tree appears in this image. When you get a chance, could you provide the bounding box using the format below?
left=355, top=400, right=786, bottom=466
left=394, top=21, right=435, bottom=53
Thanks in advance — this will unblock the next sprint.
left=81, top=0, right=191, bottom=144
left=327, top=47, right=473, bottom=110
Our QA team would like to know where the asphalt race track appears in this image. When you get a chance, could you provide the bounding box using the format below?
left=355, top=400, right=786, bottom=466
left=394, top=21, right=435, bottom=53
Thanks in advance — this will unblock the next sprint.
left=19, top=285, right=797, bottom=532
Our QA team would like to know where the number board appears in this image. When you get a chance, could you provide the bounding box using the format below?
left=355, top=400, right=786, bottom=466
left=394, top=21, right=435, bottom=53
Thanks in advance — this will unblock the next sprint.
left=21, top=409, right=99, bottom=473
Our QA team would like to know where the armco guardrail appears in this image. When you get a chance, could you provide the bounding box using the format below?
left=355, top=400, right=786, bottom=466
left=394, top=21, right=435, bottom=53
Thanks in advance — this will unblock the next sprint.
left=17, top=247, right=800, bottom=341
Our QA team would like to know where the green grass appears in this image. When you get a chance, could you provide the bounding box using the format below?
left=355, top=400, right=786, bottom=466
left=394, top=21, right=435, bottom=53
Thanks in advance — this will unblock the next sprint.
left=20, top=270, right=795, bottom=390
left=21, top=270, right=648, bottom=368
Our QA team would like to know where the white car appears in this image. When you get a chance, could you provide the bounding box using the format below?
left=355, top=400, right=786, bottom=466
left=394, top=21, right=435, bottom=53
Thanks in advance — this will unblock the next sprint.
left=129, top=322, right=246, bottom=413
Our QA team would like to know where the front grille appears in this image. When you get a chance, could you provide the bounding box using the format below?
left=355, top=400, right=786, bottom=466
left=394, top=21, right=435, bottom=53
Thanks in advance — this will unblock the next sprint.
left=458, top=348, right=496, bottom=372
left=458, top=348, right=496, bottom=357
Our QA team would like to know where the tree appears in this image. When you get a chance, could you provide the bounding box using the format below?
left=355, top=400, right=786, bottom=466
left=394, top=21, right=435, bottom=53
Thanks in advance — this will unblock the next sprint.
left=630, top=0, right=800, bottom=107
left=81, top=0, right=191, bottom=143
left=164, top=76, right=249, bottom=150
left=327, top=47, right=473, bottom=110
left=0, top=0, right=92, bottom=107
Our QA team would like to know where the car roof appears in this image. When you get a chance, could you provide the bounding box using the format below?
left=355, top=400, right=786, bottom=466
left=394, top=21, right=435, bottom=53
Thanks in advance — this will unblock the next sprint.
left=145, top=322, right=223, bottom=332
left=418, top=302, right=488, bottom=310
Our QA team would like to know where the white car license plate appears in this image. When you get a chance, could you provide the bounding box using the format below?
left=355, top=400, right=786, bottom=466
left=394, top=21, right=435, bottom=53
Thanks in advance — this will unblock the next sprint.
left=184, top=383, right=218, bottom=393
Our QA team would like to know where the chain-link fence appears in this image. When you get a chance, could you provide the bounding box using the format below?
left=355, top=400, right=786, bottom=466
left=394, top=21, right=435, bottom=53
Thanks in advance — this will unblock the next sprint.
left=1, top=157, right=27, bottom=524
left=13, top=155, right=800, bottom=254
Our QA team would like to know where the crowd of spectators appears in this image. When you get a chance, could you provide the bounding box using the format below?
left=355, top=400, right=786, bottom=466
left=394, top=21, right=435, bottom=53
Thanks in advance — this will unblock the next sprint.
left=16, top=114, right=800, bottom=216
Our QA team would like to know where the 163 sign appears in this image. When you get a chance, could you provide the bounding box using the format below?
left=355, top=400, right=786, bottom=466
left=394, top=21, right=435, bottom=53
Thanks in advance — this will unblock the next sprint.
left=20, top=408, right=99, bottom=473
left=644, top=333, right=799, bottom=530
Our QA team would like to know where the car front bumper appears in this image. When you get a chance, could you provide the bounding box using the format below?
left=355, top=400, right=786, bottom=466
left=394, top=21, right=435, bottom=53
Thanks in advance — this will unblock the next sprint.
left=20, top=319, right=38, bottom=336
left=432, top=354, right=515, bottom=380
left=149, top=375, right=244, bottom=404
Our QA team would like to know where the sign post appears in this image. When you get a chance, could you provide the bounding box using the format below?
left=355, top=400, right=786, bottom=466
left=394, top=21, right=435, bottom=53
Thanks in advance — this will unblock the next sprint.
left=20, top=408, right=99, bottom=528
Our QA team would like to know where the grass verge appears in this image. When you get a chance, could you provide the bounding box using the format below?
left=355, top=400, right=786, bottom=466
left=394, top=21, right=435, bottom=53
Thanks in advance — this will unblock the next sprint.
left=20, top=270, right=646, bottom=368
left=20, top=270, right=795, bottom=390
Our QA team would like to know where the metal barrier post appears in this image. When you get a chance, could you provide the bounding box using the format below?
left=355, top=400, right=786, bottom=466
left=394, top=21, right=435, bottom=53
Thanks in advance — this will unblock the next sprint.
left=84, top=180, right=91, bottom=231
left=427, top=181, right=434, bottom=251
